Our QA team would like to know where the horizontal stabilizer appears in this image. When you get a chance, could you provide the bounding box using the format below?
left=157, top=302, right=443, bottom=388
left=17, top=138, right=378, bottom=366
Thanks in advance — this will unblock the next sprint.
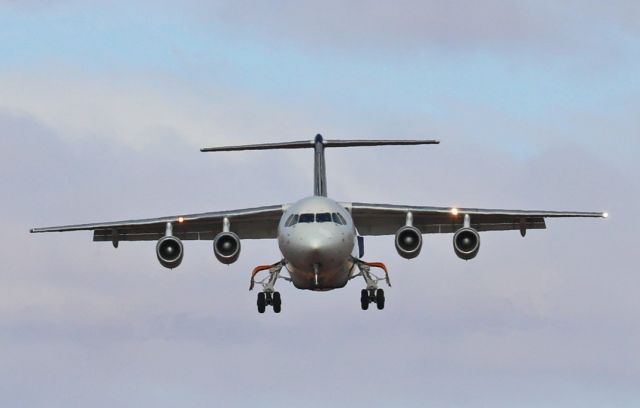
left=201, top=135, right=439, bottom=152
left=323, top=139, right=439, bottom=148
left=201, top=140, right=313, bottom=152
left=201, top=134, right=440, bottom=197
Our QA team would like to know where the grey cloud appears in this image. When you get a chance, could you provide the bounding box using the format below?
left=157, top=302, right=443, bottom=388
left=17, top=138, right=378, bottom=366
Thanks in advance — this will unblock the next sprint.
left=5, top=0, right=639, bottom=70
left=7, top=0, right=637, bottom=56
left=180, top=0, right=640, bottom=59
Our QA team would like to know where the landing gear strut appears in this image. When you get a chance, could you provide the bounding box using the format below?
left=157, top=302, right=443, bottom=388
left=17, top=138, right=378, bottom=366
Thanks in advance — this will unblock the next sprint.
left=351, top=260, right=390, bottom=311
left=250, top=260, right=288, bottom=314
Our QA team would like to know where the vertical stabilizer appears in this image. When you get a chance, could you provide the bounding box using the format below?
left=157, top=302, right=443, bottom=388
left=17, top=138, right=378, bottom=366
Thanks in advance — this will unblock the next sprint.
left=313, top=134, right=327, bottom=197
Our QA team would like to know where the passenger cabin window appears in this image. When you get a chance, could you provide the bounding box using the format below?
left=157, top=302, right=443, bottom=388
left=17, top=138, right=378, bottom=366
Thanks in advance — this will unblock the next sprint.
left=298, top=213, right=315, bottom=223
left=316, top=213, right=332, bottom=223
left=285, top=214, right=299, bottom=227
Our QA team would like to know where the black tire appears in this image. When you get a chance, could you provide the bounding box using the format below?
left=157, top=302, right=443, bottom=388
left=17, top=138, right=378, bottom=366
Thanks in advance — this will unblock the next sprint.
left=273, top=292, right=282, bottom=314
left=361, top=289, right=369, bottom=300
left=360, top=289, right=369, bottom=310
left=376, top=289, right=385, bottom=310
left=257, top=292, right=266, bottom=314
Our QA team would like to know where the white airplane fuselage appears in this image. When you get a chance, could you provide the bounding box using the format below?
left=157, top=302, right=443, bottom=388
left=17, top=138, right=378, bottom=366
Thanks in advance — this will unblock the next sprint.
left=277, top=196, right=357, bottom=290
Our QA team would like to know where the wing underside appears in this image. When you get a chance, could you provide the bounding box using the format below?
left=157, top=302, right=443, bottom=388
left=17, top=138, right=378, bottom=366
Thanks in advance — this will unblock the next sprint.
left=344, top=202, right=606, bottom=236
left=31, top=205, right=286, bottom=242
left=31, top=200, right=606, bottom=243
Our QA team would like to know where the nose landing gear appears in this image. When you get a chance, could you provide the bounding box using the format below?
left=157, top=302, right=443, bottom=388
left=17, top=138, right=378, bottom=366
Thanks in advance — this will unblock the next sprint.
left=250, top=260, right=288, bottom=314
left=352, top=260, right=390, bottom=311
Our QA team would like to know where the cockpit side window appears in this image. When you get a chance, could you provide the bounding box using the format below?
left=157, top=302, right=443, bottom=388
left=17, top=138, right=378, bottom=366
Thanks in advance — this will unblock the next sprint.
left=285, top=214, right=299, bottom=227
left=331, top=213, right=345, bottom=225
left=316, top=213, right=332, bottom=223
left=299, top=213, right=315, bottom=223
left=336, top=213, right=347, bottom=225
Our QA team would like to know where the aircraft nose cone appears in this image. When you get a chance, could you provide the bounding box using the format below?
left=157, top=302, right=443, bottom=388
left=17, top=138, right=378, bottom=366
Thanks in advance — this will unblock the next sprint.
left=279, top=222, right=354, bottom=271
left=299, top=236, right=334, bottom=265
left=309, top=239, right=322, bottom=251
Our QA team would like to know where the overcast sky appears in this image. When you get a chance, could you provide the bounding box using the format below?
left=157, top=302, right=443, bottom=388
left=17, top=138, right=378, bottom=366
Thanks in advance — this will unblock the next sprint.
left=1, top=1, right=638, bottom=407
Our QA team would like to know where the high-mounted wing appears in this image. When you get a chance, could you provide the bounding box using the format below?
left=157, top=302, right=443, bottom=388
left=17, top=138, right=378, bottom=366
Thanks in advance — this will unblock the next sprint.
left=344, top=202, right=607, bottom=236
left=30, top=204, right=286, bottom=243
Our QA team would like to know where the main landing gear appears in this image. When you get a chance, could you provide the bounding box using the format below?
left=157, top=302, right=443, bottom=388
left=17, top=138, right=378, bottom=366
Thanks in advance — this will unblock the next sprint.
left=360, top=288, right=385, bottom=310
left=250, top=260, right=289, bottom=314
left=257, top=291, right=282, bottom=313
left=351, top=260, right=391, bottom=311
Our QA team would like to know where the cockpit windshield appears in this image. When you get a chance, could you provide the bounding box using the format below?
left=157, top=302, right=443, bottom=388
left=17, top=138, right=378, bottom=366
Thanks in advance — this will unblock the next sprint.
left=315, top=213, right=332, bottom=223
left=298, top=213, right=315, bottom=223
left=285, top=212, right=348, bottom=227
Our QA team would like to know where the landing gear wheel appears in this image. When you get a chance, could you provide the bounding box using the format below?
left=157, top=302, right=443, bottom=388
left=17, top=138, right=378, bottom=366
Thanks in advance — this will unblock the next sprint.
left=257, top=292, right=266, bottom=314
left=360, top=289, right=369, bottom=310
left=272, top=292, right=282, bottom=313
left=375, top=288, right=385, bottom=310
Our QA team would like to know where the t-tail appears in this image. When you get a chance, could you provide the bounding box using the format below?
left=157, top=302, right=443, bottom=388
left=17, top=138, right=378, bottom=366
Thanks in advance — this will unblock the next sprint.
left=201, top=134, right=440, bottom=197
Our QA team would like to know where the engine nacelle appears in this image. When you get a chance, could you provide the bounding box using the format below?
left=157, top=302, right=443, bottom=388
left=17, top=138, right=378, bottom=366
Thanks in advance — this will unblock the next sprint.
left=395, top=225, right=423, bottom=259
left=453, top=227, right=480, bottom=260
left=213, top=231, right=241, bottom=264
left=156, top=235, right=184, bottom=269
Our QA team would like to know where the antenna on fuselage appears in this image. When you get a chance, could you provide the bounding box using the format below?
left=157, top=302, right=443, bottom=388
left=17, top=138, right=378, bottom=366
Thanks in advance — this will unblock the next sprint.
left=201, top=134, right=440, bottom=197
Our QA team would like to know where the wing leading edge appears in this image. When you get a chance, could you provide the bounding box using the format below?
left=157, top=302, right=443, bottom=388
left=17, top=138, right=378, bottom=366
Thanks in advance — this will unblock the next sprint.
left=344, top=202, right=607, bottom=236
left=30, top=204, right=286, bottom=242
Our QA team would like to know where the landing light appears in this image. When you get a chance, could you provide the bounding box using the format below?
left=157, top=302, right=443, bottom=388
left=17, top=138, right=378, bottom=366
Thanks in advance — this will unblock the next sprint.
left=603, top=212, right=609, bottom=218
left=178, top=217, right=185, bottom=223
left=451, top=208, right=459, bottom=216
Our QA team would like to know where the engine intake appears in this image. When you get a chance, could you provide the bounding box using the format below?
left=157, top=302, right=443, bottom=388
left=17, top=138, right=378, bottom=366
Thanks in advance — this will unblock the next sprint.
left=156, top=235, right=184, bottom=269
left=214, top=231, right=241, bottom=264
left=453, top=227, right=480, bottom=260
left=395, top=226, right=422, bottom=259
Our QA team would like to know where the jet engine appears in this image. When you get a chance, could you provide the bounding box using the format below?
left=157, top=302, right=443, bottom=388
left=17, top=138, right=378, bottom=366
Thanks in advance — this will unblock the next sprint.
left=214, top=231, right=241, bottom=264
left=395, top=226, right=423, bottom=259
left=453, top=227, right=480, bottom=260
left=156, top=235, right=184, bottom=269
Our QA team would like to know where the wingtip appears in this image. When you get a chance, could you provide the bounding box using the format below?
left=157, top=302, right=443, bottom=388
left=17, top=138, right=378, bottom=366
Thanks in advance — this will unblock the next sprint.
left=602, top=212, right=609, bottom=219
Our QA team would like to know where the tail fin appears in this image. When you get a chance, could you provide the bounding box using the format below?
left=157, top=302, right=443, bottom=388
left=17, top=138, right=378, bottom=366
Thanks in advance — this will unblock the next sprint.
left=201, top=134, right=439, bottom=196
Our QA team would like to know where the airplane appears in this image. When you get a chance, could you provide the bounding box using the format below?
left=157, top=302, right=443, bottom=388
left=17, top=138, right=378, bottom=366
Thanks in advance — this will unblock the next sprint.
left=31, top=134, right=608, bottom=313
